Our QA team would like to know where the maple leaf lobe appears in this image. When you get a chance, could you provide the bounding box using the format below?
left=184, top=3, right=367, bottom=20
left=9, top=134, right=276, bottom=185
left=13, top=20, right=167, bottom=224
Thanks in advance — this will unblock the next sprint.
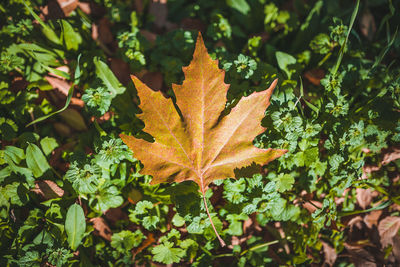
left=120, top=32, right=286, bottom=189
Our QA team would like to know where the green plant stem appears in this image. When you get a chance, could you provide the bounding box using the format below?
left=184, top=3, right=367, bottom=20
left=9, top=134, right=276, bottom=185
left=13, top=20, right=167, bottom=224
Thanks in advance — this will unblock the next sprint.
left=200, top=184, right=226, bottom=247
left=240, top=240, right=279, bottom=256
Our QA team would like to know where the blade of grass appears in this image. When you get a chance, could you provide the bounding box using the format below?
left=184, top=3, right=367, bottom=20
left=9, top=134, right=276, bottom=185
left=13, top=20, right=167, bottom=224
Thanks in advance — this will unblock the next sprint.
left=22, top=1, right=61, bottom=45
left=338, top=200, right=391, bottom=217
left=26, top=54, right=81, bottom=127
left=331, top=0, right=360, bottom=76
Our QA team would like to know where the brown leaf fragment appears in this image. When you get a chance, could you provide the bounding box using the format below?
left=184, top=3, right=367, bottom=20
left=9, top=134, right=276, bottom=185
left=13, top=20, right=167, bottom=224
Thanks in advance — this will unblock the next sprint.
left=141, top=71, right=163, bottom=91
left=344, top=243, right=377, bottom=267
left=32, top=180, right=64, bottom=200
left=110, top=58, right=131, bottom=85
left=45, top=76, right=71, bottom=96
left=322, top=241, right=337, bottom=267
left=359, top=9, right=376, bottom=41
left=90, top=217, right=112, bottom=241
left=180, top=18, right=206, bottom=32
left=304, top=69, right=325, bottom=86
left=364, top=210, right=382, bottom=229
left=132, top=233, right=155, bottom=258
left=392, top=235, right=400, bottom=262
left=382, top=146, right=400, bottom=165
left=98, top=18, right=114, bottom=45
left=149, top=0, right=168, bottom=29
left=104, top=207, right=129, bottom=225
left=378, top=216, right=400, bottom=248
left=356, top=188, right=373, bottom=209
left=140, top=30, right=157, bottom=45
left=41, top=0, right=65, bottom=20
left=77, top=1, right=105, bottom=16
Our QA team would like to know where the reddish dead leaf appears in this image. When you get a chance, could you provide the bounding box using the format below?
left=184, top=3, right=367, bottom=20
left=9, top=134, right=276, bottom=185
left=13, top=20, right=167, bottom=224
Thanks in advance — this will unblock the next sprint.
left=302, top=200, right=322, bottom=213
left=41, top=0, right=65, bottom=19
left=140, top=30, right=157, bottom=45
left=98, top=18, right=113, bottom=45
left=45, top=76, right=71, bottom=96
left=180, top=18, right=206, bottom=32
left=58, top=0, right=78, bottom=16
left=392, top=235, right=400, bottom=262
left=356, top=188, right=373, bottom=209
left=105, top=207, right=129, bottom=225
left=359, top=9, right=376, bottom=41
left=362, top=164, right=381, bottom=179
left=90, top=217, right=112, bottom=241
left=304, top=69, right=325, bottom=86
left=322, top=241, right=337, bottom=267
left=382, top=146, right=400, bottom=165
left=32, top=180, right=64, bottom=200
left=141, top=71, right=163, bottom=91
left=110, top=58, right=131, bottom=85
left=133, top=0, right=144, bottom=14
left=90, top=111, right=113, bottom=124
left=364, top=210, right=382, bottom=229
left=132, top=233, right=155, bottom=258
left=48, top=66, right=70, bottom=79
left=378, top=216, right=400, bottom=248
left=70, top=97, right=84, bottom=108
left=120, top=33, right=286, bottom=247
left=10, top=76, right=28, bottom=93
left=344, top=243, right=377, bottom=267
left=149, top=0, right=168, bottom=29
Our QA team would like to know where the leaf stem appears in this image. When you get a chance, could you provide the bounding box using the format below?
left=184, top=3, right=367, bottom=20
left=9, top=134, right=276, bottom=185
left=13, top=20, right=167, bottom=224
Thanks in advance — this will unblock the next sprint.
left=200, top=185, right=226, bottom=247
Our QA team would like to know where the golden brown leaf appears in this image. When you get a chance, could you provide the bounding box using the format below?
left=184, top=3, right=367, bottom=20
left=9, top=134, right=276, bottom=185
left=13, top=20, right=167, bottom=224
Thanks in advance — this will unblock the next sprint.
left=120, top=32, right=286, bottom=246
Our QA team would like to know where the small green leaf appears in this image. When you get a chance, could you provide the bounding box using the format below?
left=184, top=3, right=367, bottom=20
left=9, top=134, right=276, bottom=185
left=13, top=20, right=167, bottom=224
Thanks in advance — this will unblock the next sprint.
left=172, top=213, right=185, bottom=227
left=4, top=146, right=25, bottom=164
left=94, top=57, right=125, bottom=96
left=226, top=0, right=250, bottom=15
left=276, top=51, right=297, bottom=79
left=152, top=241, right=185, bottom=264
left=60, top=20, right=82, bottom=51
left=26, top=143, right=50, bottom=177
left=111, top=230, right=145, bottom=253
left=65, top=203, right=86, bottom=250
left=40, top=137, right=59, bottom=156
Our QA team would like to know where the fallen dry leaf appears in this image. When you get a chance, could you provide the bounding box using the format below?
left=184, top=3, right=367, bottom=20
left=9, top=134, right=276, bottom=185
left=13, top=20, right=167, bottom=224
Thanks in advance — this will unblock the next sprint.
left=90, top=217, right=112, bottom=241
left=359, top=9, right=376, bottom=41
left=364, top=210, right=382, bottom=229
left=356, top=188, right=373, bottom=209
left=110, top=58, right=131, bottom=85
left=141, top=71, right=163, bottom=91
left=322, top=241, right=337, bottom=267
left=149, top=0, right=168, bottom=29
left=382, top=146, right=400, bottom=165
left=32, top=180, right=64, bottom=200
left=132, top=233, right=155, bottom=258
left=344, top=243, right=377, bottom=267
left=45, top=76, right=71, bottom=96
left=378, top=216, right=400, bottom=248
left=120, top=33, right=286, bottom=246
left=304, top=69, right=325, bottom=86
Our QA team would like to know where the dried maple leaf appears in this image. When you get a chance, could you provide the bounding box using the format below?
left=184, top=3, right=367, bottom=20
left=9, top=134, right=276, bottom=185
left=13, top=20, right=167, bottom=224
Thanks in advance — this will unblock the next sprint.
left=120, top=33, right=286, bottom=246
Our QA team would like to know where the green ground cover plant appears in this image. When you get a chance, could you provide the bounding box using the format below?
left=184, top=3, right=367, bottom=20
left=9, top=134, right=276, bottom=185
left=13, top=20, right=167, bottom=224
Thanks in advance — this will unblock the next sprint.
left=0, top=0, right=399, bottom=266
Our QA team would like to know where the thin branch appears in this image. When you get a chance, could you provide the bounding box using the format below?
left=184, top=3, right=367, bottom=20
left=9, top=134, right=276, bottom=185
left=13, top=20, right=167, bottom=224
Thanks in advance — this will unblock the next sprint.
left=200, top=181, right=226, bottom=247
